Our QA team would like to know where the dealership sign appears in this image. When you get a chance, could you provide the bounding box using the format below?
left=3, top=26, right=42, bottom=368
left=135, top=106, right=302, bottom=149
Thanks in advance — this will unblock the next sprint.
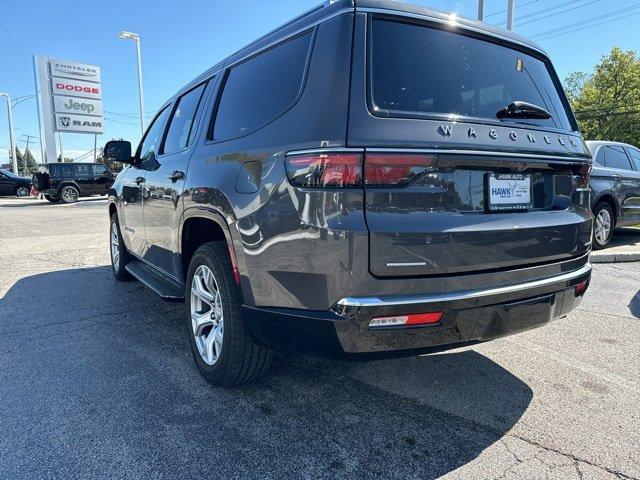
left=38, top=57, right=104, bottom=134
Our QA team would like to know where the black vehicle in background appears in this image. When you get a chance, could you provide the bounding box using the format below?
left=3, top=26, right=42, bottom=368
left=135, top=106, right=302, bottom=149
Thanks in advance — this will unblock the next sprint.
left=587, top=141, right=640, bottom=249
left=0, top=169, right=32, bottom=197
left=39, top=162, right=114, bottom=203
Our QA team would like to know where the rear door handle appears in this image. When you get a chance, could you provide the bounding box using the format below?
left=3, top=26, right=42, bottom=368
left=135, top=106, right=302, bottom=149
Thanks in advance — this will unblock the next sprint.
left=168, top=171, right=185, bottom=182
left=613, top=174, right=622, bottom=180
left=134, top=176, right=145, bottom=185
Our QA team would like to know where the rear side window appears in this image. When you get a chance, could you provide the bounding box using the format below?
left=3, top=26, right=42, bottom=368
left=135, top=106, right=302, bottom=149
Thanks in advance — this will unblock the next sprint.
left=627, top=147, right=640, bottom=170
left=54, top=164, right=73, bottom=178
left=75, top=164, right=91, bottom=176
left=212, top=31, right=313, bottom=140
left=163, top=82, right=208, bottom=154
left=370, top=18, right=575, bottom=131
left=604, top=146, right=632, bottom=170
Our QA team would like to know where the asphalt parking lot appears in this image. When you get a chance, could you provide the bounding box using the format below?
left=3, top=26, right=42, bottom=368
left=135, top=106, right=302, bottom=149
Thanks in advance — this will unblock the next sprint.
left=0, top=197, right=639, bottom=480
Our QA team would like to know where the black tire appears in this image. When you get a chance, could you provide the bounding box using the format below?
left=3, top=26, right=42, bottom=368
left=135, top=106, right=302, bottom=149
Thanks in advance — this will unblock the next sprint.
left=110, top=213, right=132, bottom=281
left=60, top=185, right=79, bottom=204
left=185, top=242, right=272, bottom=386
left=44, top=195, right=59, bottom=203
left=592, top=201, right=615, bottom=250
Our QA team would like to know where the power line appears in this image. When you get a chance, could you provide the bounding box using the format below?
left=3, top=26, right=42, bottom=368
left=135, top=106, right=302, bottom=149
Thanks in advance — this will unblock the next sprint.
left=516, top=0, right=599, bottom=27
left=495, top=0, right=590, bottom=26
left=531, top=3, right=640, bottom=39
left=576, top=109, right=640, bottom=119
left=485, top=0, right=539, bottom=19
left=537, top=10, right=640, bottom=40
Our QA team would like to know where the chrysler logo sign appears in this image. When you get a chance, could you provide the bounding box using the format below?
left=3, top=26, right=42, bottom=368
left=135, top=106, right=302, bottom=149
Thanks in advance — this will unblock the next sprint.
left=52, top=62, right=98, bottom=78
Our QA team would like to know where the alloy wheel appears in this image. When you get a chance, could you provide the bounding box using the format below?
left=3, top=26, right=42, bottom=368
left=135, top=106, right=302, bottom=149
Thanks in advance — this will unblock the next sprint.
left=110, top=223, right=120, bottom=271
left=16, top=187, right=30, bottom=197
left=595, top=209, right=612, bottom=245
left=190, top=265, right=224, bottom=366
left=62, top=187, right=78, bottom=203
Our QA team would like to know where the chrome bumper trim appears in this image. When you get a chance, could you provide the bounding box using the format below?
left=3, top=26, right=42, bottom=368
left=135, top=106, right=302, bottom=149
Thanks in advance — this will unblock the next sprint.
left=336, top=263, right=592, bottom=307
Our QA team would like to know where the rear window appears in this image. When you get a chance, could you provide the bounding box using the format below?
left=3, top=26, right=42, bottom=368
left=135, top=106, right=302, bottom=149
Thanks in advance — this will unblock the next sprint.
left=370, top=18, right=575, bottom=131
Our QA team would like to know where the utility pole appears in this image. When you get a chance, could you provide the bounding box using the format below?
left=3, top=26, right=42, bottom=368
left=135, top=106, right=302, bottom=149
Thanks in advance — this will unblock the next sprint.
left=507, top=0, right=515, bottom=30
left=0, top=93, right=17, bottom=174
left=93, top=134, right=97, bottom=162
left=478, top=0, right=484, bottom=21
left=58, top=132, right=63, bottom=161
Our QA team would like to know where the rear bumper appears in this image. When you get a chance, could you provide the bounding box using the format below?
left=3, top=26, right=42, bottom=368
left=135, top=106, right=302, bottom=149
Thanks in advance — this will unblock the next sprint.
left=244, top=263, right=591, bottom=356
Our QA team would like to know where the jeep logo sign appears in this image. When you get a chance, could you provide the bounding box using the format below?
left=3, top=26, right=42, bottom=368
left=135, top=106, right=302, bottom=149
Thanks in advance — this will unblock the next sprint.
left=54, top=96, right=103, bottom=117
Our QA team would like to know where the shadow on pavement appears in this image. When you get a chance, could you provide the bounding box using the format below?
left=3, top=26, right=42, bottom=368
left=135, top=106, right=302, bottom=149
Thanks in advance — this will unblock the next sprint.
left=0, top=196, right=107, bottom=207
left=628, top=291, right=640, bottom=319
left=609, top=227, right=640, bottom=249
left=0, top=267, right=532, bottom=479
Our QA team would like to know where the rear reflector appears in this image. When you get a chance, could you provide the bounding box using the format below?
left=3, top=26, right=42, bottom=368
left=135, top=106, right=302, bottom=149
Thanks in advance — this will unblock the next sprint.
left=575, top=280, right=588, bottom=295
left=285, top=153, right=363, bottom=188
left=369, top=311, right=444, bottom=329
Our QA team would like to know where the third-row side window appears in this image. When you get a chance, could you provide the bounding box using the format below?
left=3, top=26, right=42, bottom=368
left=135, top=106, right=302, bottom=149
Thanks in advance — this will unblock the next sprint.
left=212, top=30, right=313, bottom=141
left=604, top=145, right=632, bottom=170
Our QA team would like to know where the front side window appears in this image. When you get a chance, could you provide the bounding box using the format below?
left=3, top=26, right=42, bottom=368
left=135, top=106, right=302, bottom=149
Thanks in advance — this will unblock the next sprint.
left=163, top=82, right=207, bottom=155
left=92, top=164, right=109, bottom=175
left=212, top=31, right=312, bottom=140
left=370, top=18, right=575, bottom=131
left=604, top=146, right=632, bottom=170
left=138, top=106, right=171, bottom=162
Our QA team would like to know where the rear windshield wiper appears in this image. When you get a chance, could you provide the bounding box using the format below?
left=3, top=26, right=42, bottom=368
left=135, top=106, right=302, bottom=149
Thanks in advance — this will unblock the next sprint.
left=496, top=101, right=552, bottom=120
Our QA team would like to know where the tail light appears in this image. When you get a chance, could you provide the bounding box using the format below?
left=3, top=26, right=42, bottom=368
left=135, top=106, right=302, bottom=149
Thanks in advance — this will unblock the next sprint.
left=285, top=153, right=362, bottom=188
left=577, top=163, right=591, bottom=189
left=365, top=154, right=436, bottom=187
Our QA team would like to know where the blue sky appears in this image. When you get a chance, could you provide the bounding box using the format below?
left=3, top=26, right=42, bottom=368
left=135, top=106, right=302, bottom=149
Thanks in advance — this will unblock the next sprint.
left=1, top=0, right=639, bottom=164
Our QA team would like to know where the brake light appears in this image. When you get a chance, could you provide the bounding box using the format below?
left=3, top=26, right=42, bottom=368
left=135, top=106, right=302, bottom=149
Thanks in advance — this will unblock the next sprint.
left=365, top=154, right=436, bottom=187
left=285, top=153, right=363, bottom=188
left=577, top=163, right=591, bottom=189
left=369, top=312, right=444, bottom=329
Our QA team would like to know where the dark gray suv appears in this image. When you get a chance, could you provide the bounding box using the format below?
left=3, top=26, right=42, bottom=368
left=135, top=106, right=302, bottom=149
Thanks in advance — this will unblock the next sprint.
left=586, top=141, right=640, bottom=249
left=105, top=0, right=593, bottom=386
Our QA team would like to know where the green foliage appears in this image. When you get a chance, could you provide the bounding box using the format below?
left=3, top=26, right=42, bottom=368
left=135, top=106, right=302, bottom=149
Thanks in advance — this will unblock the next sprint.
left=565, top=47, right=640, bottom=146
left=16, top=148, right=37, bottom=176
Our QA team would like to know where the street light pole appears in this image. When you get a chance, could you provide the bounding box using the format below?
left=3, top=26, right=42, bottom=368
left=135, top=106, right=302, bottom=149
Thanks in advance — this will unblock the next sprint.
left=478, top=0, right=484, bottom=21
left=117, top=31, right=145, bottom=136
left=507, top=0, right=515, bottom=30
left=0, top=93, right=17, bottom=174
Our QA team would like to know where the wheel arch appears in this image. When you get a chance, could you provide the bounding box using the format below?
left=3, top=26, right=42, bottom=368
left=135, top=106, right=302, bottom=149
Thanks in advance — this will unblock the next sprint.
left=180, top=207, right=243, bottom=287
left=593, top=193, right=619, bottom=226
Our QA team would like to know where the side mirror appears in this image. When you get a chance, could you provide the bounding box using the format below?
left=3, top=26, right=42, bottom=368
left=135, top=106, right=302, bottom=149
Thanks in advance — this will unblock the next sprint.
left=104, top=140, right=134, bottom=164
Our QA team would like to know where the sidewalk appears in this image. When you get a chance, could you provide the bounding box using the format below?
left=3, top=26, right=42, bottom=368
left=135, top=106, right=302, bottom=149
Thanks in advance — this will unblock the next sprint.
left=591, top=227, right=640, bottom=263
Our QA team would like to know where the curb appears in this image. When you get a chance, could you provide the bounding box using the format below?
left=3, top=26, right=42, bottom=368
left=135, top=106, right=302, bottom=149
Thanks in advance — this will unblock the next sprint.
left=590, top=252, right=640, bottom=264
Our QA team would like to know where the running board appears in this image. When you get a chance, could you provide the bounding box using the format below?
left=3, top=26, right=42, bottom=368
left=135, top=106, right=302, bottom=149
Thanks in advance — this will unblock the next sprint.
left=125, top=261, right=185, bottom=302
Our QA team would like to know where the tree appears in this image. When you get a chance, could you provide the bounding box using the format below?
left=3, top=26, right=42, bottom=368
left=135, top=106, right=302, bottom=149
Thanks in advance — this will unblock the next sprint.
left=565, top=47, right=640, bottom=146
left=17, top=148, right=37, bottom=176
left=99, top=148, right=124, bottom=172
left=56, top=154, right=75, bottom=163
